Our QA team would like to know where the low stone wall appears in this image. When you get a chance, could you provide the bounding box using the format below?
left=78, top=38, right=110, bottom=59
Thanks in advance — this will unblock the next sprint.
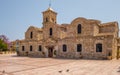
left=0, top=51, right=16, bottom=54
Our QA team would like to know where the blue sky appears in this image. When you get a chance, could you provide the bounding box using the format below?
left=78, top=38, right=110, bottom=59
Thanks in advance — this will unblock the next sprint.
left=0, top=0, right=120, bottom=41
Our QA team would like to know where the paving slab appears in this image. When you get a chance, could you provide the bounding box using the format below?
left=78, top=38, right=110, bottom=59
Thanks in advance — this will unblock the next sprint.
left=0, top=54, right=120, bottom=75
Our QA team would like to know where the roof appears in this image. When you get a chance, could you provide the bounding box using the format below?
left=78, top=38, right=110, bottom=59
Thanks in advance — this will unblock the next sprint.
left=26, top=26, right=43, bottom=32
left=42, top=7, right=57, bottom=14
left=47, top=7, right=54, bottom=11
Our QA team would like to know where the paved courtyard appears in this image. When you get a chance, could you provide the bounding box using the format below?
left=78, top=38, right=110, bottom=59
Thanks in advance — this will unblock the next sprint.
left=0, top=54, right=120, bottom=75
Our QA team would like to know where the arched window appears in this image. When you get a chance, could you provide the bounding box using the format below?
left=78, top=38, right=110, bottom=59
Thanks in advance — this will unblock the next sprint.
left=77, top=44, right=82, bottom=52
left=96, top=43, right=102, bottom=52
left=49, top=28, right=52, bottom=36
left=30, top=32, right=33, bottom=39
left=63, top=44, right=67, bottom=52
left=52, top=18, right=54, bottom=22
left=30, top=45, right=32, bottom=51
left=22, top=46, right=25, bottom=51
left=46, top=18, right=48, bottom=22
left=39, top=45, right=42, bottom=51
left=77, top=24, right=81, bottom=34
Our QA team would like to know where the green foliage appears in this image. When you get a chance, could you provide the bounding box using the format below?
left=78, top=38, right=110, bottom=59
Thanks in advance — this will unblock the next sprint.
left=0, top=39, right=8, bottom=52
left=54, top=50, right=56, bottom=55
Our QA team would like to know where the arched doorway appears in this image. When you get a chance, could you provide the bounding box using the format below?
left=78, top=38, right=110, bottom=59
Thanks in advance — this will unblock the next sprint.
left=48, top=47, right=53, bottom=57
left=44, top=38, right=57, bottom=57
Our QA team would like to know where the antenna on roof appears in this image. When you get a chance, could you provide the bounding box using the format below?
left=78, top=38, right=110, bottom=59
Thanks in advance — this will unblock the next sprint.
left=49, top=0, right=51, bottom=7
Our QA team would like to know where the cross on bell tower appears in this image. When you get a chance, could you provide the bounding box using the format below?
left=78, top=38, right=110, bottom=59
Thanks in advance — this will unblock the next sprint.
left=49, top=0, right=51, bottom=8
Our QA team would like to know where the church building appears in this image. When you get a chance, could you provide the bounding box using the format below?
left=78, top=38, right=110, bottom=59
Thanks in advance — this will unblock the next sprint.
left=17, top=7, right=120, bottom=59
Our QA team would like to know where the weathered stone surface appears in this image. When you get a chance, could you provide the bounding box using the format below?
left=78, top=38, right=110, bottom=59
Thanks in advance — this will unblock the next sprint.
left=17, top=7, right=120, bottom=59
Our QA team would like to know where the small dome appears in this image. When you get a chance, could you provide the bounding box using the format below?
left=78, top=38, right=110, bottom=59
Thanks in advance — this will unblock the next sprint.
left=47, top=7, right=54, bottom=11
left=42, top=7, right=57, bottom=14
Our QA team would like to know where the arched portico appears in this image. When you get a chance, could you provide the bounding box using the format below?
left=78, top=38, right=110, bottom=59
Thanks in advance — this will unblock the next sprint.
left=44, top=38, right=57, bottom=57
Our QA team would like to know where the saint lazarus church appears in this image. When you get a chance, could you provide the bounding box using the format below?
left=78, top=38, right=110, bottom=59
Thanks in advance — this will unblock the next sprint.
left=16, top=6, right=120, bottom=59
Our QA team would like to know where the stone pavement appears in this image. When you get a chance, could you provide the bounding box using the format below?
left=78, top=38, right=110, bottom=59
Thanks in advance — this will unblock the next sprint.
left=0, top=54, right=120, bottom=75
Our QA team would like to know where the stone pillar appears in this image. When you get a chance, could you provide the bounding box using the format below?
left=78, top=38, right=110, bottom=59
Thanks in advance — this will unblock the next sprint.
left=117, top=46, right=120, bottom=60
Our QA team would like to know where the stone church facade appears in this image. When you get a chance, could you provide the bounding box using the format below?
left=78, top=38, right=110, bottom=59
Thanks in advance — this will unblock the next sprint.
left=17, top=7, right=119, bottom=59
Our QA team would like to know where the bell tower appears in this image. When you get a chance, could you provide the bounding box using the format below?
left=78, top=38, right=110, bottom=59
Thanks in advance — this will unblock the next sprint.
left=42, top=1, right=58, bottom=40
left=42, top=7, right=57, bottom=27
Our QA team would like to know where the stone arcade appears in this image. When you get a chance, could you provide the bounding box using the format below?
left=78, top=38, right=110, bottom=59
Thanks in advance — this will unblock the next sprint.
left=17, top=7, right=120, bottom=59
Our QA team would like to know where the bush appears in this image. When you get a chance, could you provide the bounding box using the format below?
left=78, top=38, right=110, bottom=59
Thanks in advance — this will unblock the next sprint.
left=54, top=50, right=56, bottom=55
left=0, top=39, right=8, bottom=52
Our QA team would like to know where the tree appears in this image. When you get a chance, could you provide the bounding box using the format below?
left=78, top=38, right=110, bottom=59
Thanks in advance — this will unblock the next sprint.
left=0, top=35, right=10, bottom=52
left=0, top=39, right=7, bottom=52
left=0, top=35, right=9, bottom=44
